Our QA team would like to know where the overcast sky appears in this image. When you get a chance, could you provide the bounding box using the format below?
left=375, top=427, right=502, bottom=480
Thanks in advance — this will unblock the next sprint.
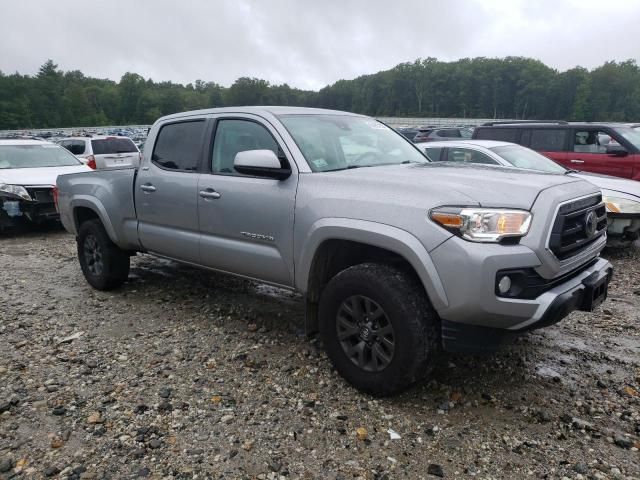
left=1, top=0, right=639, bottom=90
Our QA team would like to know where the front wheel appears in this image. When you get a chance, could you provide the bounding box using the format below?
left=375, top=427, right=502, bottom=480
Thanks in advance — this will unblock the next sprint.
left=77, top=219, right=130, bottom=290
left=319, top=263, right=439, bottom=396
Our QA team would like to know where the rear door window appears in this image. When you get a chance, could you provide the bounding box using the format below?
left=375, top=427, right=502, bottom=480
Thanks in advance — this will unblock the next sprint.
left=65, top=140, right=86, bottom=155
left=529, top=129, right=567, bottom=151
left=152, top=121, right=206, bottom=171
left=424, top=147, right=443, bottom=161
left=91, top=138, right=137, bottom=155
left=474, top=128, right=519, bottom=143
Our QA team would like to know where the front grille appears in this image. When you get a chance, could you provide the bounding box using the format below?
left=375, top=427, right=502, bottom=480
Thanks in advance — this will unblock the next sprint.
left=549, top=194, right=607, bottom=260
left=26, top=187, right=54, bottom=204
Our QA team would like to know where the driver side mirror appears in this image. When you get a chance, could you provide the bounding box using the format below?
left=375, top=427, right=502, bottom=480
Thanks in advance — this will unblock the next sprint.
left=606, top=144, right=628, bottom=157
left=234, top=150, right=291, bottom=180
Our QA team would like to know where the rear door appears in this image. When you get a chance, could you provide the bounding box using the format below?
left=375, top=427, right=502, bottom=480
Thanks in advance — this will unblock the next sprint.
left=568, top=128, right=634, bottom=178
left=135, top=119, right=207, bottom=262
left=91, top=137, right=140, bottom=169
left=522, top=128, right=568, bottom=166
left=197, top=115, right=298, bottom=286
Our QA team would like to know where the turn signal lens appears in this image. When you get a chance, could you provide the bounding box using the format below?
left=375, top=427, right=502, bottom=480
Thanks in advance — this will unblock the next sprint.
left=430, top=208, right=532, bottom=243
left=430, top=212, right=463, bottom=228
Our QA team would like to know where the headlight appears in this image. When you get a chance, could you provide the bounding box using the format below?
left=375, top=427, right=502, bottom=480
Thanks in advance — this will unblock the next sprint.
left=0, top=184, right=31, bottom=201
left=430, top=207, right=532, bottom=242
left=604, top=196, right=640, bottom=214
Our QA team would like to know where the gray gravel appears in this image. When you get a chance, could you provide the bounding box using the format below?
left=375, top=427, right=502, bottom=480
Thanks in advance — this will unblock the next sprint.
left=1, top=226, right=639, bottom=479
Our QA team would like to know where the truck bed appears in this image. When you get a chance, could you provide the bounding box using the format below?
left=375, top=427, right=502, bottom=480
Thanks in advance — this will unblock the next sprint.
left=56, top=167, right=141, bottom=251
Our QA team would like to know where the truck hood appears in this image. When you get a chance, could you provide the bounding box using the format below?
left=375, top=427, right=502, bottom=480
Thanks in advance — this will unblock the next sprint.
left=571, top=171, right=640, bottom=200
left=0, top=165, right=92, bottom=187
left=327, top=162, right=586, bottom=209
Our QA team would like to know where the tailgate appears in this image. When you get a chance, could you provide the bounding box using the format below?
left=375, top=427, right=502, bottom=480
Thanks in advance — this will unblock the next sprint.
left=96, top=152, right=140, bottom=169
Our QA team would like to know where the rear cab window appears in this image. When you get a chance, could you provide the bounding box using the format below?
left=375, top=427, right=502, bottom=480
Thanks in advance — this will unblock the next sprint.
left=528, top=129, right=568, bottom=151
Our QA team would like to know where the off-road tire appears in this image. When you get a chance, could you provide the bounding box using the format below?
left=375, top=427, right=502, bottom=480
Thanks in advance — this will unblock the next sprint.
left=77, top=219, right=130, bottom=290
left=319, top=262, right=439, bottom=396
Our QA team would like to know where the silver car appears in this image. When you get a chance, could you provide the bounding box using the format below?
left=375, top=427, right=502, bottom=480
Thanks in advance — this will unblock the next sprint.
left=418, top=139, right=640, bottom=247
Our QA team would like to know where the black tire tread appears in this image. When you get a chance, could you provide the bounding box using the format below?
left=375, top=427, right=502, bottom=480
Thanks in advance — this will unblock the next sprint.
left=319, top=262, right=439, bottom=396
left=77, top=219, right=130, bottom=291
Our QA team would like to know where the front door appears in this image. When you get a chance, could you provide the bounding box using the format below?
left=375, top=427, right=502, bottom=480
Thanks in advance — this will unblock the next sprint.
left=135, top=119, right=207, bottom=263
left=567, top=128, right=634, bottom=178
left=197, top=116, right=298, bottom=287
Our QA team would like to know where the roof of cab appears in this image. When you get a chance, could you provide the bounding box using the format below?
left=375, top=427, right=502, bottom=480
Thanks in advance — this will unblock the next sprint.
left=156, top=106, right=364, bottom=123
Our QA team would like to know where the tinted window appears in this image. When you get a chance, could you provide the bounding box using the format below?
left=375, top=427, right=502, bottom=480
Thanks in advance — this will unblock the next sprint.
left=475, top=128, right=518, bottom=143
left=92, top=137, right=137, bottom=155
left=436, top=129, right=462, bottom=138
left=446, top=148, right=498, bottom=165
left=424, top=147, right=443, bottom=161
left=529, top=129, right=567, bottom=151
left=152, top=121, right=205, bottom=171
left=573, top=129, right=614, bottom=153
left=63, top=140, right=86, bottom=155
left=212, top=120, right=280, bottom=175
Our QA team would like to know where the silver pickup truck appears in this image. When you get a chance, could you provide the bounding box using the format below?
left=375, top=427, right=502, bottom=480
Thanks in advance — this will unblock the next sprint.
left=57, top=107, right=613, bottom=395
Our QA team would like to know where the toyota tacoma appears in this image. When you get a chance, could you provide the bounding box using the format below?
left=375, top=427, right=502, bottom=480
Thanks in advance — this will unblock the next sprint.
left=56, top=107, right=613, bottom=395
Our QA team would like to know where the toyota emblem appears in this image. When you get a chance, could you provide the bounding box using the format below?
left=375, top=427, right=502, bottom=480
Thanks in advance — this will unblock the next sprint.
left=584, top=210, right=598, bottom=238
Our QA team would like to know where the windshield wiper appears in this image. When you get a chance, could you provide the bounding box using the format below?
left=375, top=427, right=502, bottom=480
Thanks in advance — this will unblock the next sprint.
left=564, top=168, right=580, bottom=174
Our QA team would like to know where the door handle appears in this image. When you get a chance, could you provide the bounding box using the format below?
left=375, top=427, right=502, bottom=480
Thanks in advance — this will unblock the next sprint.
left=199, top=189, right=221, bottom=199
left=140, top=184, right=156, bottom=192
left=570, top=159, right=585, bottom=164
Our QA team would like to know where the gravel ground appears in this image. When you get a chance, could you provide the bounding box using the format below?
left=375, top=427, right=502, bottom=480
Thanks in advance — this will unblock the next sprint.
left=0, top=226, right=639, bottom=480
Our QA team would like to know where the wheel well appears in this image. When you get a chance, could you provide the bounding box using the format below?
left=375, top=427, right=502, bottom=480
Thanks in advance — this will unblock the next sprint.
left=74, top=207, right=100, bottom=231
left=304, top=239, right=424, bottom=335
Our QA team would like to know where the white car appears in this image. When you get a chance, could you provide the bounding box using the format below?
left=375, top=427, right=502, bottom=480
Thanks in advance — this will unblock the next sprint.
left=417, top=139, right=640, bottom=247
left=58, top=135, right=141, bottom=169
left=0, top=139, right=92, bottom=229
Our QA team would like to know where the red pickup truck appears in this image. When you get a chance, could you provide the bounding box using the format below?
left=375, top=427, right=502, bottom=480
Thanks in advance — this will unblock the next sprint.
left=472, top=122, right=640, bottom=181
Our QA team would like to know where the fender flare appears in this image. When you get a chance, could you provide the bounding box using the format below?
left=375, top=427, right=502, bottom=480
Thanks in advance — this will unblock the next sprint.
left=296, top=218, right=449, bottom=310
left=70, top=196, right=119, bottom=244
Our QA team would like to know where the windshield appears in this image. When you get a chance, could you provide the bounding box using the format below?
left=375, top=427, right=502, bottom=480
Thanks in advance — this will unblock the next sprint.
left=613, top=127, right=640, bottom=150
left=278, top=114, right=428, bottom=172
left=490, top=145, right=566, bottom=173
left=0, top=144, right=82, bottom=169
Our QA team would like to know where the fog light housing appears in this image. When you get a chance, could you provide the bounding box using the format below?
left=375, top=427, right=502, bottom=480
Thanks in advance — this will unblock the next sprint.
left=497, top=276, right=512, bottom=295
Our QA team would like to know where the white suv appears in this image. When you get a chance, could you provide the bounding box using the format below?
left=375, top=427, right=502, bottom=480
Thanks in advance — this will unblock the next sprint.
left=58, top=136, right=141, bottom=170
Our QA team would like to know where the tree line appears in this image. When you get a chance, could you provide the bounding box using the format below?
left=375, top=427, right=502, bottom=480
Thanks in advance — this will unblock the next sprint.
left=1, top=57, right=639, bottom=130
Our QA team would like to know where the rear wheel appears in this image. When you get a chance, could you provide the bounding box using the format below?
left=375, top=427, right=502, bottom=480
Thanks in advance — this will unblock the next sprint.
left=77, top=219, right=130, bottom=290
left=319, top=263, right=439, bottom=396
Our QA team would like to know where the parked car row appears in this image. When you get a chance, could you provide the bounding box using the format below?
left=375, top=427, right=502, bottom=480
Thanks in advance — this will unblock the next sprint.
left=396, top=125, right=475, bottom=143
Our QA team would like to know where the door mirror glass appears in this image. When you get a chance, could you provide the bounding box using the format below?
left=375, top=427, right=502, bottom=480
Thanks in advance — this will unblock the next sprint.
left=606, top=144, right=628, bottom=157
left=234, top=149, right=291, bottom=180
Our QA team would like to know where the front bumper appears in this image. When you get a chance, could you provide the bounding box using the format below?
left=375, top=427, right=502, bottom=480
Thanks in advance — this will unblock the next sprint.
left=0, top=195, right=58, bottom=228
left=440, top=258, right=612, bottom=353
left=607, top=213, right=640, bottom=242
left=429, top=234, right=613, bottom=353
